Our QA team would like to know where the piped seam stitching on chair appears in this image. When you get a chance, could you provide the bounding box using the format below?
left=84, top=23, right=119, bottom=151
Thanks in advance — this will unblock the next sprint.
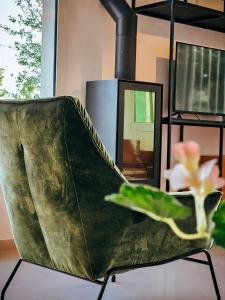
left=15, top=106, right=22, bottom=144
left=0, top=96, right=66, bottom=104
left=62, top=104, right=94, bottom=279
left=15, top=105, right=53, bottom=262
left=21, top=144, right=53, bottom=265
left=65, top=96, right=128, bottom=183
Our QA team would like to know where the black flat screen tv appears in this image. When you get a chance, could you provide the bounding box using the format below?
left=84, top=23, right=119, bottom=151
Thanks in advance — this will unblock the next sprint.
left=174, top=42, right=225, bottom=116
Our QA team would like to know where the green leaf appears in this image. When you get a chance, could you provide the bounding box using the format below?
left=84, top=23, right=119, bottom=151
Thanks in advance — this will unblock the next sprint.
left=213, top=201, right=225, bottom=225
left=213, top=201, right=225, bottom=248
left=213, top=227, right=225, bottom=248
left=105, top=183, right=191, bottom=220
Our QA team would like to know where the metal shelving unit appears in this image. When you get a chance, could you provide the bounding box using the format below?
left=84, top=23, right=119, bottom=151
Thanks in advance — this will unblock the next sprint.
left=134, top=0, right=225, bottom=33
left=132, top=0, right=225, bottom=189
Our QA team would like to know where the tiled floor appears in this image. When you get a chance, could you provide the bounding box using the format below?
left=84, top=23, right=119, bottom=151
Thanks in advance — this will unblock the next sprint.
left=0, top=247, right=225, bottom=300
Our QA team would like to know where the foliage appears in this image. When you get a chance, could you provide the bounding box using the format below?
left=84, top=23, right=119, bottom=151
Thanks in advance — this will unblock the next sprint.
left=0, top=68, right=9, bottom=97
left=105, top=183, right=208, bottom=240
left=0, top=0, right=43, bottom=98
left=213, top=201, right=225, bottom=248
left=105, top=183, right=190, bottom=220
left=106, top=141, right=225, bottom=244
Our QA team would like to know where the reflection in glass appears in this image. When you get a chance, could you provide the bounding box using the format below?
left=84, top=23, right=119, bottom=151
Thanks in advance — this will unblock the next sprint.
left=122, top=90, right=155, bottom=181
left=134, top=90, right=155, bottom=123
left=175, top=43, right=225, bottom=115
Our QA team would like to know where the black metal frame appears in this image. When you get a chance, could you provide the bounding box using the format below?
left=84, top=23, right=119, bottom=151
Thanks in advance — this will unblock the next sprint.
left=165, top=0, right=225, bottom=185
left=134, top=0, right=225, bottom=33
left=167, top=0, right=176, bottom=191
left=53, top=0, right=58, bottom=96
left=100, top=0, right=137, bottom=80
left=1, top=249, right=221, bottom=300
left=173, top=41, right=225, bottom=117
left=117, top=80, right=163, bottom=187
left=132, top=0, right=225, bottom=189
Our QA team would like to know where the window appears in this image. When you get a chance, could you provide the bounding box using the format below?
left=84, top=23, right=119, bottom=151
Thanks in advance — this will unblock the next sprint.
left=0, top=0, right=57, bottom=99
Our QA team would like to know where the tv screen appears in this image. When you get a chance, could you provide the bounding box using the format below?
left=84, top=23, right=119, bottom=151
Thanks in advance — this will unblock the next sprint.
left=174, top=42, right=225, bottom=115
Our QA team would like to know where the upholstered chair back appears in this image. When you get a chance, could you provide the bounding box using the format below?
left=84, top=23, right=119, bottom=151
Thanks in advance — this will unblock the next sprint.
left=0, top=97, right=221, bottom=280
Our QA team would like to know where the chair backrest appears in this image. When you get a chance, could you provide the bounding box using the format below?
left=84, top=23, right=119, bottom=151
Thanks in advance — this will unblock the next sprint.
left=0, top=96, right=132, bottom=278
left=0, top=96, right=221, bottom=280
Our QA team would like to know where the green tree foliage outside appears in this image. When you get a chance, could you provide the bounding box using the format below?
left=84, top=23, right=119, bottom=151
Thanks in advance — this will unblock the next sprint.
left=0, top=68, right=9, bottom=97
left=0, top=0, right=43, bottom=99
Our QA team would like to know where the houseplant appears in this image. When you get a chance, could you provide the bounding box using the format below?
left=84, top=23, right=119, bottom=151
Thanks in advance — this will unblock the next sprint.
left=105, top=141, right=225, bottom=248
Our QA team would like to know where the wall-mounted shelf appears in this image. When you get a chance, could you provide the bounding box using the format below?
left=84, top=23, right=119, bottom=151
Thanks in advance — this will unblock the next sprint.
left=163, top=117, right=225, bottom=128
left=135, top=0, right=225, bottom=33
left=132, top=0, right=225, bottom=190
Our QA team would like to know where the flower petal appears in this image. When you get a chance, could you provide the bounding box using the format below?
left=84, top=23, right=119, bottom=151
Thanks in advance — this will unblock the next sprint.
left=172, top=143, right=186, bottom=163
left=205, top=165, right=225, bottom=190
left=173, top=141, right=200, bottom=172
left=214, top=178, right=225, bottom=189
left=198, top=159, right=217, bottom=181
left=164, top=163, right=190, bottom=191
left=184, top=141, right=200, bottom=172
left=184, top=141, right=200, bottom=158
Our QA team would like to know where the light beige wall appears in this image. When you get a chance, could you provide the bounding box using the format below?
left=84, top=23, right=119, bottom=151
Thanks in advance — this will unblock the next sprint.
left=0, top=189, right=12, bottom=240
left=56, top=0, right=115, bottom=102
left=56, top=0, right=225, bottom=187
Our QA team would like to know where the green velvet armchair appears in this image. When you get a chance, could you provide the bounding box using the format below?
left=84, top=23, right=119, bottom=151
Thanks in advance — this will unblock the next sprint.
left=0, top=96, right=221, bottom=299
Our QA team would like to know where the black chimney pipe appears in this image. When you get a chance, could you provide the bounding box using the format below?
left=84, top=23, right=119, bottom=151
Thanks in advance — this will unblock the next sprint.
left=100, top=0, right=137, bottom=80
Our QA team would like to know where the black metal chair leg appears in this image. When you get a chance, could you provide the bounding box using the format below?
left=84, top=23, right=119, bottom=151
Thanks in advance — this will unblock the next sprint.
left=97, top=272, right=111, bottom=300
left=1, top=259, right=23, bottom=300
left=1, top=250, right=220, bottom=300
left=202, top=250, right=221, bottom=300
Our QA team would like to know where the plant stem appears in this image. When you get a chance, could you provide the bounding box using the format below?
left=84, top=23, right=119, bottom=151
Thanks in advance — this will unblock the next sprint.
left=192, top=191, right=207, bottom=234
left=165, top=218, right=209, bottom=240
left=131, top=206, right=209, bottom=240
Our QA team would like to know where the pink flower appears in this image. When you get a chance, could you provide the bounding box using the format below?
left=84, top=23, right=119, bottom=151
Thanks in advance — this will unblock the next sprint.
left=173, top=141, right=200, bottom=173
left=202, top=162, right=225, bottom=196
left=164, top=163, right=190, bottom=191
left=165, top=142, right=225, bottom=196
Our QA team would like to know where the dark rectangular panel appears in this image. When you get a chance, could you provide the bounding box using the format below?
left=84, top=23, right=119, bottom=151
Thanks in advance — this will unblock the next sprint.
left=86, top=80, right=118, bottom=161
left=117, top=80, right=163, bottom=187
